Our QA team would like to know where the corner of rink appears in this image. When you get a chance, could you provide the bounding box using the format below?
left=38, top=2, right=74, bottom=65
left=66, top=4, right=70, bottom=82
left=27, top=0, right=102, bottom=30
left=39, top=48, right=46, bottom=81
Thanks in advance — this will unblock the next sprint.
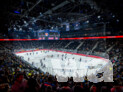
left=15, top=49, right=113, bottom=83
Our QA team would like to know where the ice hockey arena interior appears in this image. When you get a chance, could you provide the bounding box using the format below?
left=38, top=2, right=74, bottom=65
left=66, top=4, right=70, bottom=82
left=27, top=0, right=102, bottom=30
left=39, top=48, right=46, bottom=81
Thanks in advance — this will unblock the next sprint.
left=0, top=0, right=123, bottom=92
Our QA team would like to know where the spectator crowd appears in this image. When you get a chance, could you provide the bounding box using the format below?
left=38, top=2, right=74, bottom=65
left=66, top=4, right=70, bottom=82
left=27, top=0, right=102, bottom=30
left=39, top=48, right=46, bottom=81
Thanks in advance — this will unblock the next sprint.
left=0, top=39, right=123, bottom=92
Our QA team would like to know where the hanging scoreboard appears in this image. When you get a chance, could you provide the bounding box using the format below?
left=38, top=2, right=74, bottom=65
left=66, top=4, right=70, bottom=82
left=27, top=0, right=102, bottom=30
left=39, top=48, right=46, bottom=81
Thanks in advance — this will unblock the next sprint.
left=38, top=30, right=60, bottom=40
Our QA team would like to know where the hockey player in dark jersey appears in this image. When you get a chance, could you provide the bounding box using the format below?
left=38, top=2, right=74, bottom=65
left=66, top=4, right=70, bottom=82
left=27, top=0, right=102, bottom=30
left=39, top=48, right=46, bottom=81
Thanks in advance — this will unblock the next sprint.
left=65, top=56, right=67, bottom=59
left=44, top=58, right=45, bottom=60
left=28, top=57, right=30, bottom=61
left=61, top=57, right=63, bottom=61
left=80, top=58, right=81, bottom=62
left=40, top=59, right=42, bottom=64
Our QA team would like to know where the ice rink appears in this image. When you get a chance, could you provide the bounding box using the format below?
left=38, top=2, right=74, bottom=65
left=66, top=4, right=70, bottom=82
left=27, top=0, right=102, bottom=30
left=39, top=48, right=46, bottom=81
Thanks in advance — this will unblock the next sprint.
left=16, top=50, right=109, bottom=79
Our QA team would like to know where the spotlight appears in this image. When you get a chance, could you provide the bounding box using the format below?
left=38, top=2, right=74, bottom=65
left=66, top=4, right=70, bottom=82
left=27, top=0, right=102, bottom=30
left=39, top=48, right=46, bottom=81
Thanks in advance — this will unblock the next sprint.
left=29, top=27, right=32, bottom=30
left=112, top=15, right=115, bottom=18
left=116, top=19, right=119, bottom=22
left=19, top=28, right=22, bottom=31
left=24, top=21, right=27, bottom=24
left=25, top=15, right=28, bottom=18
left=97, top=16, right=101, bottom=19
left=86, top=20, right=89, bottom=23
left=14, top=27, right=16, bottom=30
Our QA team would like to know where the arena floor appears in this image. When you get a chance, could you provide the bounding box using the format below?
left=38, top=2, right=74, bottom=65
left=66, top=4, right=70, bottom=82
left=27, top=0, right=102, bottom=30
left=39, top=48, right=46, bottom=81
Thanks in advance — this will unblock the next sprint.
left=15, top=50, right=110, bottom=82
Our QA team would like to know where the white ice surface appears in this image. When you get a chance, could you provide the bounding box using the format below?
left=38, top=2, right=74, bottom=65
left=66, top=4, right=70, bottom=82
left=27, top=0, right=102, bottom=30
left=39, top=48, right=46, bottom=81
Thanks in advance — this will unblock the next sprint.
left=16, top=50, right=108, bottom=77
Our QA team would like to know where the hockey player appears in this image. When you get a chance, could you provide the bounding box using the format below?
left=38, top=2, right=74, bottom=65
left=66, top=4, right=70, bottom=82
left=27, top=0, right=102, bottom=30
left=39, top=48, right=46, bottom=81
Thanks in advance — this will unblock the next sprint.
left=40, top=59, right=42, bottom=64
left=62, top=54, right=64, bottom=57
left=44, top=58, right=45, bottom=61
left=65, top=56, right=67, bottom=59
left=32, top=62, right=34, bottom=65
left=80, top=58, right=81, bottom=62
left=61, top=57, right=63, bottom=61
left=28, top=57, right=30, bottom=61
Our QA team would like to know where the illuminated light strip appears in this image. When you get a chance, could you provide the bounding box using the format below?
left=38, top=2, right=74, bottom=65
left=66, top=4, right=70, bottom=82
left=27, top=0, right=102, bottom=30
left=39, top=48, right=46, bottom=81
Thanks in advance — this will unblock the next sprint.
left=0, top=39, right=39, bottom=41
left=0, top=35, right=123, bottom=41
left=60, top=35, right=123, bottom=40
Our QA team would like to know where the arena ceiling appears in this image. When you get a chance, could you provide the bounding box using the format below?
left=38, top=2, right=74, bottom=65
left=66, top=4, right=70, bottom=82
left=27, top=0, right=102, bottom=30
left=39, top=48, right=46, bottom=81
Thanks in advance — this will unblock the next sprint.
left=0, top=0, right=122, bottom=34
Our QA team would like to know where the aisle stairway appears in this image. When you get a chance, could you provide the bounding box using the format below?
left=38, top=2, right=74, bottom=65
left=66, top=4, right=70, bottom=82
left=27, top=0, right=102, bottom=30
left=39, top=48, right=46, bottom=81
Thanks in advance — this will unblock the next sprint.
left=64, top=41, right=73, bottom=49
left=76, top=41, right=84, bottom=50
